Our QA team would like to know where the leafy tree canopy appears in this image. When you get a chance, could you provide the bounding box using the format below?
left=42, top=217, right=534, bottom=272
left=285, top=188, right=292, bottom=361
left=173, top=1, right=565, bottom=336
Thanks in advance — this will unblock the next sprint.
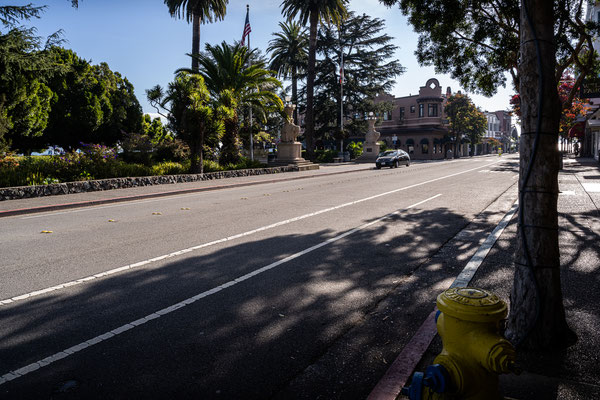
left=147, top=72, right=223, bottom=172
left=312, top=11, right=404, bottom=140
left=0, top=4, right=65, bottom=153
left=379, top=0, right=600, bottom=105
left=444, top=93, right=487, bottom=146
left=41, top=47, right=143, bottom=152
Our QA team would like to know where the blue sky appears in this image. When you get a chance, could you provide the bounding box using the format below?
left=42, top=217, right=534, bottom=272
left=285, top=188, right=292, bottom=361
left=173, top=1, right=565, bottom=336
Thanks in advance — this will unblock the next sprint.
left=17, top=0, right=515, bottom=119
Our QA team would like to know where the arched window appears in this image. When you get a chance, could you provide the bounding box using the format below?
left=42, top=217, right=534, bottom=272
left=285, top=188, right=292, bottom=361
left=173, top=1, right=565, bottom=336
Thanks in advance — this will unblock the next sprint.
left=406, top=138, right=415, bottom=154
left=421, top=138, right=429, bottom=154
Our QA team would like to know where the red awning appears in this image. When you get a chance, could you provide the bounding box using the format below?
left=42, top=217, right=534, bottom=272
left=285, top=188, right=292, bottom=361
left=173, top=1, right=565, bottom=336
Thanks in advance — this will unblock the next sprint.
left=568, top=121, right=585, bottom=138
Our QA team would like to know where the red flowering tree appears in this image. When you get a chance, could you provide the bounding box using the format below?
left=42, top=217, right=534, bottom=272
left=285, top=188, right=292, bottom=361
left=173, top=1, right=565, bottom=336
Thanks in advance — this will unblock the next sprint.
left=511, top=75, right=589, bottom=138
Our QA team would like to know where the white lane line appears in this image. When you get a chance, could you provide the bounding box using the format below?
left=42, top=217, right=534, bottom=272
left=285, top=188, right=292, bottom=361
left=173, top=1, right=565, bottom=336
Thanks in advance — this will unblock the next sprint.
left=0, top=161, right=501, bottom=306
left=0, top=194, right=442, bottom=386
left=450, top=200, right=518, bottom=288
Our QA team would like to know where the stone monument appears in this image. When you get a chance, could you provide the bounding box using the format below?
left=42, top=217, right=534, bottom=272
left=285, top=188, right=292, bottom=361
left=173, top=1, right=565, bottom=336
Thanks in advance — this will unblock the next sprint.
left=270, top=103, right=319, bottom=170
left=357, top=116, right=381, bottom=162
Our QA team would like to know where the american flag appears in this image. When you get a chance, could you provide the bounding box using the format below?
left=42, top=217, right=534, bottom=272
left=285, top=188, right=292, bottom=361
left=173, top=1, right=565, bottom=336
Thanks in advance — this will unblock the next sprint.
left=241, top=7, right=251, bottom=47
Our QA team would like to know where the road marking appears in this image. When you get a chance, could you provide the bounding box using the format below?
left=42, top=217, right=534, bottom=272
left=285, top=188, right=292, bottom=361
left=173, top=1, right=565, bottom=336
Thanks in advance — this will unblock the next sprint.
left=1, top=160, right=502, bottom=307
left=0, top=194, right=442, bottom=386
left=367, top=200, right=519, bottom=400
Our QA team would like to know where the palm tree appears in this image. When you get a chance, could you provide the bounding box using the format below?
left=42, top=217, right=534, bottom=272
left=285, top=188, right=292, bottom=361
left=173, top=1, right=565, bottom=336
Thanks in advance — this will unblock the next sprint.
left=182, top=42, right=283, bottom=164
left=267, top=20, right=308, bottom=125
left=164, top=0, right=228, bottom=72
left=280, top=0, right=347, bottom=160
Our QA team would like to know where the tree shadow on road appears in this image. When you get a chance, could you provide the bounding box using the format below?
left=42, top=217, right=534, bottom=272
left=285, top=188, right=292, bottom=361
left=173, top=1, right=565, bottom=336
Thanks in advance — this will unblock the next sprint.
left=0, top=205, right=515, bottom=400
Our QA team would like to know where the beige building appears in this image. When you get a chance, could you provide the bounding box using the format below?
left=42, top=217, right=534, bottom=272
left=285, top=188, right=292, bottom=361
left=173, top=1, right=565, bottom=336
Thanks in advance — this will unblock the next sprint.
left=373, top=78, right=451, bottom=160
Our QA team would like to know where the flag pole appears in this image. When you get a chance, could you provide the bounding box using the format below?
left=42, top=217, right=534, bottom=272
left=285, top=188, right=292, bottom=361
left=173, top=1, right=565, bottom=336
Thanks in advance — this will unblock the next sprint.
left=247, top=4, right=254, bottom=161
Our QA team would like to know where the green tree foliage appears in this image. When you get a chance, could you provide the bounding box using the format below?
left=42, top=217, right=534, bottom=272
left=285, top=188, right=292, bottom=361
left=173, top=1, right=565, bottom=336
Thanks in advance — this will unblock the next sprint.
left=281, top=0, right=348, bottom=159
left=164, top=0, right=228, bottom=71
left=186, top=42, right=283, bottom=165
left=444, top=94, right=486, bottom=154
left=313, top=11, right=404, bottom=141
left=1, top=5, right=142, bottom=154
left=379, top=0, right=599, bottom=107
left=381, top=0, right=598, bottom=349
left=268, top=20, right=308, bottom=124
left=42, top=47, right=143, bottom=151
left=147, top=72, right=221, bottom=173
left=142, top=114, right=171, bottom=144
left=0, top=5, right=59, bottom=153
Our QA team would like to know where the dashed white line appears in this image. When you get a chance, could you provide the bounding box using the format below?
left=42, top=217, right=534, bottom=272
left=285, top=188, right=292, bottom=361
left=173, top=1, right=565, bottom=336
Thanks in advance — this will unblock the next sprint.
left=0, top=194, right=442, bottom=386
left=1, top=161, right=502, bottom=306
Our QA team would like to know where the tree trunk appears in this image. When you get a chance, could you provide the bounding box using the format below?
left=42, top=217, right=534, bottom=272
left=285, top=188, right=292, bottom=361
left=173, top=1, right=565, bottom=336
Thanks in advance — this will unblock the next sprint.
left=292, top=66, right=298, bottom=125
left=191, top=13, right=200, bottom=72
left=219, top=116, right=241, bottom=166
left=305, top=11, right=318, bottom=160
left=190, top=142, right=200, bottom=174
left=506, top=0, right=573, bottom=349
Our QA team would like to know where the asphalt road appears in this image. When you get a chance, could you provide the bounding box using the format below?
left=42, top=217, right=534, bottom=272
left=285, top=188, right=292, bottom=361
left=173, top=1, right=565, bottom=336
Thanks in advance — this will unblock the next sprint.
left=0, top=155, right=520, bottom=399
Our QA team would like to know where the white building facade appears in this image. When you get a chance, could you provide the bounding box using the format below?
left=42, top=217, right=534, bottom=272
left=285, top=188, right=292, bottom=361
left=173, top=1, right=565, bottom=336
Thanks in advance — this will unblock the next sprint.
left=584, top=1, right=600, bottom=160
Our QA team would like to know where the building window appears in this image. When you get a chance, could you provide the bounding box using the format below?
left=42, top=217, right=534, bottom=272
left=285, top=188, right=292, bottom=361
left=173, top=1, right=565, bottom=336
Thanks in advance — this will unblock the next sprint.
left=383, top=111, right=391, bottom=121
left=406, top=139, right=415, bottom=154
left=428, top=104, right=438, bottom=117
left=418, top=104, right=424, bottom=118
left=421, top=139, right=429, bottom=154
left=399, top=107, right=405, bottom=122
left=410, top=105, right=416, bottom=113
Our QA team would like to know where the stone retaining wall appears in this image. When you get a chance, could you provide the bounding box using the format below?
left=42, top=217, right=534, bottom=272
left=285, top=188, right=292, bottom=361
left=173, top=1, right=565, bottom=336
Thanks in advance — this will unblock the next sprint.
left=0, top=166, right=296, bottom=201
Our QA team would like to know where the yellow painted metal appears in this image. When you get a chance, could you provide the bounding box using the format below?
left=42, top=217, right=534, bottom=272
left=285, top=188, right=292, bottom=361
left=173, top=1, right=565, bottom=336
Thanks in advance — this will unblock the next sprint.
left=430, top=287, right=516, bottom=400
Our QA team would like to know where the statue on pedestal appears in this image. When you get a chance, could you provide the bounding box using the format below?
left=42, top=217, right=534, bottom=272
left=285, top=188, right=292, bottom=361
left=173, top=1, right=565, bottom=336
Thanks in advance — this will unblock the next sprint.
left=365, top=118, right=380, bottom=144
left=357, top=115, right=381, bottom=161
left=281, top=104, right=300, bottom=143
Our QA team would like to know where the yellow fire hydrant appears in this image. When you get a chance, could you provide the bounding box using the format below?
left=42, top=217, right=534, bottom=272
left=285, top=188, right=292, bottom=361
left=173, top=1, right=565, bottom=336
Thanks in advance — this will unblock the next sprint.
left=402, top=287, right=518, bottom=400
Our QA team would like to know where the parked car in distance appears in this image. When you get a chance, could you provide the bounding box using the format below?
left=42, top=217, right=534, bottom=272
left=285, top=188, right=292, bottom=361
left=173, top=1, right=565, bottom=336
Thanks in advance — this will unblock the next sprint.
left=375, top=150, right=410, bottom=169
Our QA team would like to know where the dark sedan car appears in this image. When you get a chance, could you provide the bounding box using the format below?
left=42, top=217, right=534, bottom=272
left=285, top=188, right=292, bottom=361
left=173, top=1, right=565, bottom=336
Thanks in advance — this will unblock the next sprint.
left=375, top=150, right=410, bottom=169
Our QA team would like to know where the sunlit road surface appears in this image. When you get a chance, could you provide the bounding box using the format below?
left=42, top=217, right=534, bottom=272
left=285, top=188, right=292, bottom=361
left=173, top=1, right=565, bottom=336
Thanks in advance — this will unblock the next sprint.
left=0, top=155, right=519, bottom=399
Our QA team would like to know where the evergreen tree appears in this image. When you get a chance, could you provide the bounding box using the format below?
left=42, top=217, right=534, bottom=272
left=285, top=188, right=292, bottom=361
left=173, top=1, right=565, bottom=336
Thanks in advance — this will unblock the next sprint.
left=0, top=5, right=59, bottom=153
left=42, top=48, right=143, bottom=151
left=313, top=12, right=404, bottom=142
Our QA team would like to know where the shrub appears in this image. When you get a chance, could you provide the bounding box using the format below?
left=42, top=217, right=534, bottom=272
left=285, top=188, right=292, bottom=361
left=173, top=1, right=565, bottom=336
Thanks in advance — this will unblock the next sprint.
left=110, top=161, right=152, bottom=178
left=202, top=159, right=224, bottom=173
left=151, top=161, right=187, bottom=176
left=347, top=141, right=363, bottom=159
left=314, top=150, right=338, bottom=163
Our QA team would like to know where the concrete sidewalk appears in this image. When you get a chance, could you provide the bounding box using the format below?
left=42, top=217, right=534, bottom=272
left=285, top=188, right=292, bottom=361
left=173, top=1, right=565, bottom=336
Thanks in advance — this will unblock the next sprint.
left=399, top=157, right=600, bottom=399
